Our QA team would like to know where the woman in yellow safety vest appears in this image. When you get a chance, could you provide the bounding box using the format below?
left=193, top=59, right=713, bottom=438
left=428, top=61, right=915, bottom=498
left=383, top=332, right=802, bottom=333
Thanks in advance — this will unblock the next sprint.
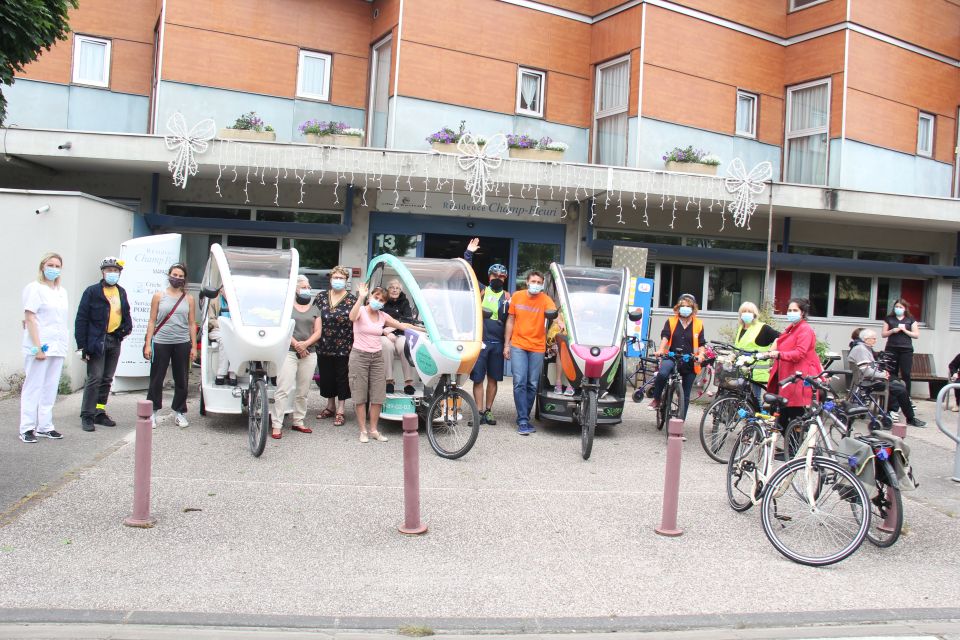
left=733, top=302, right=780, bottom=399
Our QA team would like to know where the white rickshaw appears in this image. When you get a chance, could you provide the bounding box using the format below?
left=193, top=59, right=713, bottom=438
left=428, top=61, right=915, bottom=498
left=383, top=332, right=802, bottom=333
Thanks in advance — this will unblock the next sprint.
left=196, top=244, right=299, bottom=457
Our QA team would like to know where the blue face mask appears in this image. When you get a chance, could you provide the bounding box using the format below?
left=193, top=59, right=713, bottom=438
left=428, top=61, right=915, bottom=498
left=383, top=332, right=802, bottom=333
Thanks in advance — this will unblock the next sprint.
left=678, top=306, right=693, bottom=318
left=894, top=307, right=905, bottom=317
left=527, top=283, right=543, bottom=295
left=786, top=311, right=802, bottom=323
left=43, top=267, right=61, bottom=281
left=103, top=272, right=120, bottom=286
left=330, top=279, right=346, bottom=291
left=740, top=312, right=754, bottom=324
left=369, top=299, right=385, bottom=311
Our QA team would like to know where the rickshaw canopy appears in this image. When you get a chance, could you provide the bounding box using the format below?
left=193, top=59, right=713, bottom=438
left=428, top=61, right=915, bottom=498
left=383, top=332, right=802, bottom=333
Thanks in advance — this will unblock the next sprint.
left=550, top=264, right=630, bottom=347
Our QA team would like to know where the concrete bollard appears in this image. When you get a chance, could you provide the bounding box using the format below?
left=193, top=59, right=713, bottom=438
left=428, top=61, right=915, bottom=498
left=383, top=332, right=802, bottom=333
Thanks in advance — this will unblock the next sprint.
left=880, top=420, right=908, bottom=534
left=124, top=400, right=156, bottom=529
left=655, top=417, right=684, bottom=537
left=398, top=413, right=427, bottom=535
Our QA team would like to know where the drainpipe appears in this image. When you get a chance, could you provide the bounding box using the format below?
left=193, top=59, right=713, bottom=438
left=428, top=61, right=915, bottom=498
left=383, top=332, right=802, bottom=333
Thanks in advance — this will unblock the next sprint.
left=633, top=3, right=647, bottom=168
left=151, top=0, right=167, bottom=134
left=387, top=0, right=405, bottom=149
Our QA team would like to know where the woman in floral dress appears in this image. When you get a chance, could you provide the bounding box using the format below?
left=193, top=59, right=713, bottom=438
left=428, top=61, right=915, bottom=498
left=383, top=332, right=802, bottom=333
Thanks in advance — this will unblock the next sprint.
left=315, top=265, right=356, bottom=426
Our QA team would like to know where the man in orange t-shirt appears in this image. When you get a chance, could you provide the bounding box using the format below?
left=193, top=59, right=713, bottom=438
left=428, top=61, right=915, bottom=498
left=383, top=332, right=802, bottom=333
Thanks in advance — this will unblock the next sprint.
left=504, top=270, right=556, bottom=435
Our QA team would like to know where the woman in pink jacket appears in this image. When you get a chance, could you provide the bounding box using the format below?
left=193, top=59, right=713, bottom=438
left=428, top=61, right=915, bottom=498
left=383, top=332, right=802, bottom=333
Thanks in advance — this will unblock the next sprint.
left=767, top=298, right=822, bottom=429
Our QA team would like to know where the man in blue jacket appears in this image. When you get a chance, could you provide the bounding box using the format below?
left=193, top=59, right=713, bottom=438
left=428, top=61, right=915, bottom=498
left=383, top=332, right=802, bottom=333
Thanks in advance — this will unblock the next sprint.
left=464, top=238, right=510, bottom=425
left=75, top=257, right=133, bottom=432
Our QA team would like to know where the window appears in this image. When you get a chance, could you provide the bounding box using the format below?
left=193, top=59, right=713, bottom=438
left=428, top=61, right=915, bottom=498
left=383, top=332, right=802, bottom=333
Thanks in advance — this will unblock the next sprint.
left=876, top=278, right=925, bottom=321
left=291, top=239, right=339, bottom=269
left=516, top=67, right=545, bottom=117
left=165, top=204, right=251, bottom=220
left=594, top=57, right=630, bottom=166
left=516, top=241, right=561, bottom=290
left=735, top=91, right=758, bottom=138
left=790, top=0, right=828, bottom=10
left=708, top=268, right=764, bottom=312
left=917, top=112, right=935, bottom=157
left=73, top=35, right=111, bottom=87
left=785, top=79, right=830, bottom=185
left=833, top=275, right=872, bottom=318
left=774, top=271, right=830, bottom=317
left=297, top=50, right=332, bottom=101
left=658, top=264, right=705, bottom=308
left=596, top=230, right=682, bottom=245
left=373, top=233, right=418, bottom=258
left=951, top=281, right=960, bottom=329
left=789, top=245, right=854, bottom=259
left=256, top=210, right=341, bottom=224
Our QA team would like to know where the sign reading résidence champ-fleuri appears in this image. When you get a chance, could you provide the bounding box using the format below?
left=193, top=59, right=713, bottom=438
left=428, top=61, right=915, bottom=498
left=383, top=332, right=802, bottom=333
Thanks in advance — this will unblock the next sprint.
left=376, top=191, right=567, bottom=223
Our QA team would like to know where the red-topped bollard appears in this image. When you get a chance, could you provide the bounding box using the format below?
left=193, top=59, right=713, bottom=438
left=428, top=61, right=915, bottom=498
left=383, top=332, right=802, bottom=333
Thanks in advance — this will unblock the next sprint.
left=398, top=413, right=427, bottom=535
left=655, top=417, right=685, bottom=537
left=124, top=400, right=156, bottom=528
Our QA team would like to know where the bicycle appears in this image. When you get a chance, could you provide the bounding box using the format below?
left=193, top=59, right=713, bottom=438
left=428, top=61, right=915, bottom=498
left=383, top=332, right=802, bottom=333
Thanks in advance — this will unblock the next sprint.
left=698, top=347, right=769, bottom=463
left=689, top=344, right=719, bottom=401
left=626, top=336, right=657, bottom=393
left=420, top=373, right=480, bottom=460
left=649, top=351, right=697, bottom=437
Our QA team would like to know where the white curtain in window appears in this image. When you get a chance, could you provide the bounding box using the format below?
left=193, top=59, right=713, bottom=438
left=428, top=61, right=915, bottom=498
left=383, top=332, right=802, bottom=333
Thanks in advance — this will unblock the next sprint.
left=597, top=112, right=628, bottom=166
left=599, top=61, right=629, bottom=112
left=790, top=271, right=810, bottom=299
left=789, top=83, right=828, bottom=132
left=918, top=116, right=932, bottom=153
left=300, top=56, right=327, bottom=96
left=786, top=133, right=828, bottom=184
left=520, top=73, right=540, bottom=112
left=78, top=40, right=106, bottom=83
left=736, top=94, right=755, bottom=135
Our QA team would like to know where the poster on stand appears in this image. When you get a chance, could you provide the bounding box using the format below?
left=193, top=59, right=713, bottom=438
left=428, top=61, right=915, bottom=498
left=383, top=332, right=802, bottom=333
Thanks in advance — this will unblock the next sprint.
left=625, top=277, right=654, bottom=357
left=113, top=234, right=182, bottom=391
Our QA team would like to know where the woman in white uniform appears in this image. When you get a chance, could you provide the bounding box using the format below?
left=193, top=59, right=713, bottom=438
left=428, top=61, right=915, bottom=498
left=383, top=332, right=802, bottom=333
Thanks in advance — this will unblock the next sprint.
left=20, top=253, right=70, bottom=443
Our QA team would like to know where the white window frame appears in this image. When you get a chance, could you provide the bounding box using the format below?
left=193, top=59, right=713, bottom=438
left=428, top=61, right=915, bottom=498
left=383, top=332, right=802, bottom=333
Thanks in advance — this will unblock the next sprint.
left=72, top=35, right=111, bottom=88
left=917, top=112, right=935, bottom=157
left=789, top=0, right=829, bottom=11
left=516, top=67, right=546, bottom=118
left=593, top=55, right=631, bottom=166
left=735, top=90, right=758, bottom=138
left=296, top=50, right=332, bottom=101
left=784, top=78, right=831, bottom=186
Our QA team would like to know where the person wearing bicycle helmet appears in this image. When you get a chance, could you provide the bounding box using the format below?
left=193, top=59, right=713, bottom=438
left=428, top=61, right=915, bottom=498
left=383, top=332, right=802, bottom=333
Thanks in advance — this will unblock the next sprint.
left=649, top=293, right=706, bottom=418
left=75, top=256, right=132, bottom=432
left=463, top=238, right=511, bottom=425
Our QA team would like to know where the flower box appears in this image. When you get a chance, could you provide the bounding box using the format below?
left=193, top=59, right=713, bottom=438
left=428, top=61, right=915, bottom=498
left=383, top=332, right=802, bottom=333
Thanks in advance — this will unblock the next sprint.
left=304, top=133, right=362, bottom=147
left=430, top=142, right=461, bottom=153
left=219, top=128, right=276, bottom=142
left=509, top=148, right=564, bottom=161
left=664, top=161, right=718, bottom=176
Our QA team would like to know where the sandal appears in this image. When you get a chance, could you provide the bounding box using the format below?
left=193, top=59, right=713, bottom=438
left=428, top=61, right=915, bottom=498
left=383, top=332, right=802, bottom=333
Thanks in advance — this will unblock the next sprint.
left=317, top=408, right=335, bottom=419
left=333, top=413, right=345, bottom=427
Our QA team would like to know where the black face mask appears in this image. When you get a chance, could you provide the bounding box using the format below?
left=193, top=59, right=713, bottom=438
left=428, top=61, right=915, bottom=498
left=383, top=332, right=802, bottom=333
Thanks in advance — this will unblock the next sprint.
left=295, top=292, right=312, bottom=304
left=488, top=278, right=504, bottom=292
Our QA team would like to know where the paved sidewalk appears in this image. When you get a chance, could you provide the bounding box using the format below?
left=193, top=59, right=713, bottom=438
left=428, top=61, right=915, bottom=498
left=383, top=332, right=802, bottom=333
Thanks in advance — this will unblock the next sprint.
left=1, top=384, right=959, bottom=632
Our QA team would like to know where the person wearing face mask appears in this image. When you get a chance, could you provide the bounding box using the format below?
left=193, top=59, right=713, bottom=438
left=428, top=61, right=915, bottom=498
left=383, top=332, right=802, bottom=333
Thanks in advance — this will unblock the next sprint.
left=504, top=270, right=556, bottom=435
left=734, top=301, right=780, bottom=399
left=315, top=265, right=356, bottom=427
left=380, top=278, right=417, bottom=396
left=767, top=298, right=822, bottom=429
left=648, top=294, right=706, bottom=418
left=19, top=253, right=69, bottom=443
left=348, top=282, right=420, bottom=443
left=75, top=257, right=133, bottom=432
left=848, top=328, right=924, bottom=427
left=143, top=263, right=197, bottom=429
left=270, top=275, right=323, bottom=439
left=882, top=299, right=919, bottom=398
left=463, top=238, right=511, bottom=425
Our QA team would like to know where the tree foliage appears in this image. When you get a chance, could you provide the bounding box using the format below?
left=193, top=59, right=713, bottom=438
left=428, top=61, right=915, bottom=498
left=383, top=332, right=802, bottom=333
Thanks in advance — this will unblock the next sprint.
left=0, top=0, right=78, bottom=125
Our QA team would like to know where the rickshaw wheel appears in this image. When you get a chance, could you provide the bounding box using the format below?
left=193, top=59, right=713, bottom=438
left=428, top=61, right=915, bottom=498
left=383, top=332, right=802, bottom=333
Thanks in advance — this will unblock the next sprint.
left=425, top=387, right=479, bottom=460
left=248, top=377, right=269, bottom=457
left=580, top=388, right=597, bottom=460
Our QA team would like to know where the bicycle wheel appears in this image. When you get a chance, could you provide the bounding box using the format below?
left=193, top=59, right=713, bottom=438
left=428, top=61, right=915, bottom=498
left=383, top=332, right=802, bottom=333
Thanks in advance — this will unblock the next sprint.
left=425, top=386, right=480, bottom=460
left=656, top=385, right=671, bottom=431
left=691, top=365, right=713, bottom=402
left=760, top=456, right=871, bottom=567
left=866, top=476, right=903, bottom=548
left=699, top=395, right=744, bottom=463
left=248, top=376, right=269, bottom=458
left=580, top=387, right=597, bottom=460
left=726, top=423, right=765, bottom=512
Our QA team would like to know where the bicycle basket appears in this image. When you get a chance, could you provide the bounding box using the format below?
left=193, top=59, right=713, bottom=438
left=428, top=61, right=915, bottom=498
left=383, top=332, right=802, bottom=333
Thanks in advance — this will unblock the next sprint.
left=716, top=366, right=746, bottom=390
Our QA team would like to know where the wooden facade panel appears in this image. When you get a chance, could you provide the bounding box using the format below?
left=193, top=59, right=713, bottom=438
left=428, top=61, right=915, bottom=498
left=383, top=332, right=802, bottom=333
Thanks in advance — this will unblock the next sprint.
left=783, top=31, right=844, bottom=86
left=757, top=94, right=785, bottom=147
left=17, top=39, right=73, bottom=85
left=590, top=5, right=641, bottom=64
left=668, top=0, right=786, bottom=36
left=110, top=40, right=155, bottom=96
left=546, top=69, right=592, bottom=127
left=328, top=54, right=370, bottom=109
left=934, top=115, right=957, bottom=165
left=845, top=88, right=924, bottom=156
left=402, top=0, right=591, bottom=79
left=371, top=0, right=400, bottom=41
left=642, top=64, right=737, bottom=135
left=850, top=0, right=960, bottom=59
left=847, top=32, right=960, bottom=118
left=785, top=0, right=846, bottom=37
left=830, top=72, right=843, bottom=139
left=69, top=0, right=157, bottom=44
left=539, top=0, right=594, bottom=13
left=645, top=6, right=784, bottom=97
left=166, top=0, right=372, bottom=59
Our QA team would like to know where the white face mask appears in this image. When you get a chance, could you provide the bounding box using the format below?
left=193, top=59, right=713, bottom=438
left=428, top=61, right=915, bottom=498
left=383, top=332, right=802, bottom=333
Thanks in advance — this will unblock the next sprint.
left=740, top=312, right=754, bottom=324
left=678, top=306, right=693, bottom=318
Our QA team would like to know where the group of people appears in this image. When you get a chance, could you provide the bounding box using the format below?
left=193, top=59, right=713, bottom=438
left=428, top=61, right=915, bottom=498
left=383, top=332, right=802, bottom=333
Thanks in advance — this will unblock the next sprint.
left=20, top=255, right=195, bottom=442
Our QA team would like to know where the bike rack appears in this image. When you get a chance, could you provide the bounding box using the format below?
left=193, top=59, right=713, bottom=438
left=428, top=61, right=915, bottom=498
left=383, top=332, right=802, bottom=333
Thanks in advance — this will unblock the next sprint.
left=934, top=382, right=960, bottom=483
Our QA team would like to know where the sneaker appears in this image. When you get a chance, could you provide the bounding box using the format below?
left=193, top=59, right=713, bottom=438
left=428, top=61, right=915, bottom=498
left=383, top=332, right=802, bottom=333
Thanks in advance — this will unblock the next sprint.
left=482, top=410, right=497, bottom=426
left=151, top=412, right=158, bottom=429
left=81, top=418, right=95, bottom=432
left=386, top=382, right=395, bottom=394
left=517, top=423, right=536, bottom=435
left=648, top=399, right=661, bottom=411
left=553, top=384, right=563, bottom=394
left=174, top=412, right=189, bottom=428
left=908, top=418, right=927, bottom=428
left=37, top=430, right=63, bottom=440
left=94, top=413, right=116, bottom=427
left=403, top=384, right=416, bottom=395
left=20, top=430, right=37, bottom=443
left=563, top=387, right=576, bottom=396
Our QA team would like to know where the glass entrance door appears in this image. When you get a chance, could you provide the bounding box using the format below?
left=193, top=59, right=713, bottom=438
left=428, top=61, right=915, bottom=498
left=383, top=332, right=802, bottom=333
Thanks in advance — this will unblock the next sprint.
left=424, top=233, right=510, bottom=284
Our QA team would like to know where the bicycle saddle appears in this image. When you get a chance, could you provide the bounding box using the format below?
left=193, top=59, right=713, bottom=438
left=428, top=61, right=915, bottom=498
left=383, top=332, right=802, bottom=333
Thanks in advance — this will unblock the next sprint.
left=762, top=393, right=787, bottom=407
left=858, top=380, right=887, bottom=393
left=840, top=402, right=872, bottom=418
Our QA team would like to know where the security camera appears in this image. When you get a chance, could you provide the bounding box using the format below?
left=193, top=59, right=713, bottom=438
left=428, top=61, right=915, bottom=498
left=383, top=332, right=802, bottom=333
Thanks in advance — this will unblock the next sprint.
left=35, top=204, right=50, bottom=215
left=57, top=142, right=72, bottom=150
